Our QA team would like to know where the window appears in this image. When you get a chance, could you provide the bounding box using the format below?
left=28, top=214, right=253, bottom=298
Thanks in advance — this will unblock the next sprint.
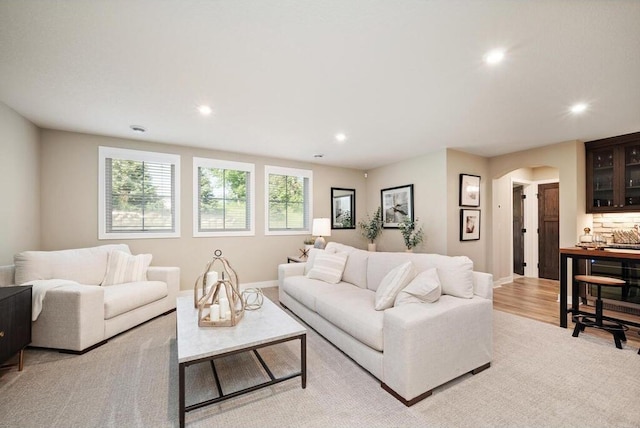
left=193, top=157, right=255, bottom=237
left=265, top=165, right=313, bottom=235
left=99, top=147, right=180, bottom=239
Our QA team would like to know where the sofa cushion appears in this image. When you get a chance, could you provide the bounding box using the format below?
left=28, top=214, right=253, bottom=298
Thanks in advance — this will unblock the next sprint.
left=103, top=281, right=168, bottom=319
left=14, top=244, right=131, bottom=286
left=437, top=256, right=474, bottom=298
left=375, top=261, right=416, bottom=310
left=306, top=252, right=349, bottom=284
left=282, top=275, right=347, bottom=312
left=315, top=287, right=384, bottom=351
left=394, top=268, right=442, bottom=306
left=101, top=250, right=152, bottom=286
left=342, top=249, right=369, bottom=289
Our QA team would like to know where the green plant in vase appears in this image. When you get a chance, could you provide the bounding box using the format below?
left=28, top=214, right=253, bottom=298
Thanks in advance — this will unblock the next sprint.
left=399, top=217, right=424, bottom=252
left=358, top=207, right=383, bottom=251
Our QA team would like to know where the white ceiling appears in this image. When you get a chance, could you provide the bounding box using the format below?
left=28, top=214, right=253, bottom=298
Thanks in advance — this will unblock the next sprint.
left=1, top=1, right=639, bottom=170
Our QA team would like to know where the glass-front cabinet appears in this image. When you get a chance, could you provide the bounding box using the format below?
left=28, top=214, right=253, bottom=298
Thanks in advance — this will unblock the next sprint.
left=586, top=132, right=640, bottom=213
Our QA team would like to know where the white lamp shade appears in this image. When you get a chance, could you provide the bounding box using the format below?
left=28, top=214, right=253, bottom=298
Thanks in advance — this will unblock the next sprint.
left=312, top=218, right=331, bottom=237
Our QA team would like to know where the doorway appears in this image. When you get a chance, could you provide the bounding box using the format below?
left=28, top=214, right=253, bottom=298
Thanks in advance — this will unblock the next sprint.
left=513, top=185, right=525, bottom=276
left=538, top=182, right=560, bottom=280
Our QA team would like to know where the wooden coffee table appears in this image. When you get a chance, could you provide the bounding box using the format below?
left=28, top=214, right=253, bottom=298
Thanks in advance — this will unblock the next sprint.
left=176, top=295, right=307, bottom=427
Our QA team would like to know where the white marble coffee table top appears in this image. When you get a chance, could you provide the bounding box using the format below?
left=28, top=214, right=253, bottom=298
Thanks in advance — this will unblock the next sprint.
left=176, top=294, right=306, bottom=364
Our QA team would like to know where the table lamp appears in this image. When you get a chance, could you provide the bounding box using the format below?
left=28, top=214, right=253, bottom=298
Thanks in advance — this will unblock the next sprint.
left=312, top=218, right=331, bottom=249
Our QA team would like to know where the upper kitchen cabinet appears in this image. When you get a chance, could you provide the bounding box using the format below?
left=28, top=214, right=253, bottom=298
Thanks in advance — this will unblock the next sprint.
left=586, top=132, right=640, bottom=213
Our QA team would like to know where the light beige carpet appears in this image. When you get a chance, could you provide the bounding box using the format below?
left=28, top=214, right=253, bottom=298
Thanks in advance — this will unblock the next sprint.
left=1, top=288, right=639, bottom=427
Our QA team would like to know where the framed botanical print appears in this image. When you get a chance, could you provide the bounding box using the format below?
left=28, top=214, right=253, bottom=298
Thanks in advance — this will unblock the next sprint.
left=459, top=174, right=480, bottom=207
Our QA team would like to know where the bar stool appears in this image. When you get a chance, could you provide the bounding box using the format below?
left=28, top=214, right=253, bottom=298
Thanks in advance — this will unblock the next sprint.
left=572, top=275, right=629, bottom=349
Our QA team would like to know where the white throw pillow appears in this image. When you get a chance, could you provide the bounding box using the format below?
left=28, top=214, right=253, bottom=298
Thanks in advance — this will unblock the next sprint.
left=394, top=268, right=442, bottom=306
left=437, top=256, right=474, bottom=298
left=374, top=261, right=416, bottom=310
left=303, top=247, right=337, bottom=275
left=306, top=252, right=349, bottom=284
left=101, top=250, right=152, bottom=286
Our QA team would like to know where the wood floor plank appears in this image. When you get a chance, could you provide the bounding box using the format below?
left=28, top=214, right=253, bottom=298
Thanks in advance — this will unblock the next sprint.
left=494, top=277, right=640, bottom=349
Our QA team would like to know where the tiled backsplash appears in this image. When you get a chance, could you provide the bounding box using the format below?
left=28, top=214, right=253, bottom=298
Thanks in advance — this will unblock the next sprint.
left=591, top=213, right=640, bottom=240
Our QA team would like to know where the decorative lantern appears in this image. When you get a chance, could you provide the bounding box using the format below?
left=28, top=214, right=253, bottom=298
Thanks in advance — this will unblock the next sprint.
left=193, top=249, right=244, bottom=327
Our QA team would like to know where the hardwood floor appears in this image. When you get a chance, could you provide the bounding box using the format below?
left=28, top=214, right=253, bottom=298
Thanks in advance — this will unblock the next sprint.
left=494, top=277, right=640, bottom=349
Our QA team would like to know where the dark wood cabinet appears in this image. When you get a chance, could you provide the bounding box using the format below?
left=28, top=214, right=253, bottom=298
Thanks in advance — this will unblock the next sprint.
left=586, top=132, right=640, bottom=213
left=0, top=286, right=32, bottom=371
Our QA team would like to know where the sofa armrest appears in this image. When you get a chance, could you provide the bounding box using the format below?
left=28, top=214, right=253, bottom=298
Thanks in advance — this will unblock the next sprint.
left=32, top=284, right=105, bottom=352
left=473, top=271, right=493, bottom=300
left=278, top=263, right=306, bottom=288
left=382, top=296, right=493, bottom=402
left=147, top=266, right=180, bottom=309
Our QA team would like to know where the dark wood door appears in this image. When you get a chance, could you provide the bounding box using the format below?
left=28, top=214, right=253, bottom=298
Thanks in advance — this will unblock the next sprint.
left=513, top=186, right=525, bottom=275
left=538, top=183, right=559, bottom=280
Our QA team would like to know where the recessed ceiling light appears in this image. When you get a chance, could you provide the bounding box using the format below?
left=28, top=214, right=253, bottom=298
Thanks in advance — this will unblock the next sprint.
left=335, top=133, right=347, bottom=143
left=570, top=102, right=588, bottom=114
left=130, top=125, right=146, bottom=133
left=197, top=105, right=212, bottom=116
left=484, top=49, right=505, bottom=65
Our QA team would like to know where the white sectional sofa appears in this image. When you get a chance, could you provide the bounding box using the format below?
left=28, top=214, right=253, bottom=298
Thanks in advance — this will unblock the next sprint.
left=0, top=244, right=180, bottom=353
left=278, top=242, right=493, bottom=405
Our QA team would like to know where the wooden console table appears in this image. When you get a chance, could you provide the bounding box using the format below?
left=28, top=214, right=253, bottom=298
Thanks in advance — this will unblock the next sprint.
left=0, top=286, right=32, bottom=371
left=560, top=247, right=640, bottom=329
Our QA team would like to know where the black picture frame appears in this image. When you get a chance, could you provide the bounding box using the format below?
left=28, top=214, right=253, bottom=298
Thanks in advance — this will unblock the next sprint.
left=331, top=187, right=355, bottom=229
left=460, top=209, right=481, bottom=241
left=381, top=184, right=414, bottom=228
left=459, top=174, right=481, bottom=207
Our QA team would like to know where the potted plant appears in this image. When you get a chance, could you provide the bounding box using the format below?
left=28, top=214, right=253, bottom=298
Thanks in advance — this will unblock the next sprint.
left=358, top=207, right=383, bottom=251
left=399, top=217, right=424, bottom=252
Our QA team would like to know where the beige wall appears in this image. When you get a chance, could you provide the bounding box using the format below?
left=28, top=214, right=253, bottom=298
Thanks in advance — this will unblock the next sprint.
left=0, top=102, right=40, bottom=265
left=39, top=130, right=366, bottom=289
left=446, top=149, right=490, bottom=272
left=489, top=140, right=588, bottom=281
left=365, top=149, right=448, bottom=254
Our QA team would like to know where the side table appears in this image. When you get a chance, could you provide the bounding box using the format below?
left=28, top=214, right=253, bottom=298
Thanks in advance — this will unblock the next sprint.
left=0, top=286, right=32, bottom=371
left=287, top=256, right=308, bottom=263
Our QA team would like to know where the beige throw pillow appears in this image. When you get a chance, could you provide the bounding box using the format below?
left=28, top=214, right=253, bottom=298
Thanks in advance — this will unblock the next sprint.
left=394, top=268, right=442, bottom=306
left=374, top=261, right=416, bottom=310
left=101, top=250, right=152, bottom=286
left=306, top=252, right=349, bottom=284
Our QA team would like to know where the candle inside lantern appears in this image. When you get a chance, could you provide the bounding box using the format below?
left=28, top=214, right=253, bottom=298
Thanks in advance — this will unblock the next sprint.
left=210, top=304, right=220, bottom=321
left=205, top=271, right=218, bottom=292
left=219, top=297, right=229, bottom=319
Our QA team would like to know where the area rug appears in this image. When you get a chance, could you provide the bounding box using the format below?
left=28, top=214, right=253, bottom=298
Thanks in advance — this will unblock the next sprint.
left=1, top=292, right=639, bottom=427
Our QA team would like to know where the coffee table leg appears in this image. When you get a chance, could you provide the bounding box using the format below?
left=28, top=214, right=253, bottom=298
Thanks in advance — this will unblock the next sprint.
left=301, top=334, right=307, bottom=389
left=179, top=363, right=185, bottom=427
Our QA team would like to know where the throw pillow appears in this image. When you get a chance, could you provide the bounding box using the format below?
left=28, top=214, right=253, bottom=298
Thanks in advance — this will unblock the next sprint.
left=101, top=250, right=152, bottom=286
left=437, top=256, right=474, bottom=298
left=394, top=268, right=442, bottom=306
left=374, top=261, right=416, bottom=310
left=306, top=252, right=349, bottom=284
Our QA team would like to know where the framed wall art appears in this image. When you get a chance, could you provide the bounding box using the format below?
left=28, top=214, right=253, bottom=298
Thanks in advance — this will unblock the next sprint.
left=381, top=184, right=413, bottom=228
left=331, top=187, right=355, bottom=229
left=459, top=174, right=480, bottom=207
left=460, top=209, right=481, bottom=241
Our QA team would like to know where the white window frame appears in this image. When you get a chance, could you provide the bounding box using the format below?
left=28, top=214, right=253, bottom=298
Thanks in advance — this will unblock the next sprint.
left=98, top=146, right=181, bottom=240
left=264, top=165, right=313, bottom=236
left=193, top=157, right=255, bottom=237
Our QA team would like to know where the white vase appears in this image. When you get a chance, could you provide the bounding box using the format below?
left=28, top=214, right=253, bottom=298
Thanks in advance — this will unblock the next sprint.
left=405, top=248, right=414, bottom=253
left=368, top=243, right=377, bottom=252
